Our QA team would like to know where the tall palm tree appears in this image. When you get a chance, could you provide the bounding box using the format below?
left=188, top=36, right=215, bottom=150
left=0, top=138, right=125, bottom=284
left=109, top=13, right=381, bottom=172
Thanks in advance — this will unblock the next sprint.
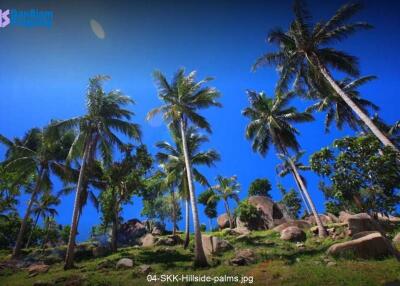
left=25, top=192, right=60, bottom=248
left=276, top=151, right=311, bottom=215
left=147, top=68, right=221, bottom=266
left=155, top=126, right=220, bottom=247
left=0, top=126, right=74, bottom=258
left=207, top=175, right=240, bottom=229
left=242, top=90, right=327, bottom=237
left=306, top=76, right=379, bottom=132
left=253, top=1, right=398, bottom=151
left=51, top=75, right=141, bottom=269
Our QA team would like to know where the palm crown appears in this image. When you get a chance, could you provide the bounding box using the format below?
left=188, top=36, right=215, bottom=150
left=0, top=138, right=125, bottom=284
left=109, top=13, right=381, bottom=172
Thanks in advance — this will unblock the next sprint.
left=242, top=90, right=313, bottom=156
left=253, top=1, right=371, bottom=92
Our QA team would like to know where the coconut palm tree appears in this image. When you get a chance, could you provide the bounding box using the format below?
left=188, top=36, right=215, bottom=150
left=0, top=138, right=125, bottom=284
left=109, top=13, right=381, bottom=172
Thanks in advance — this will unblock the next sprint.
left=276, top=151, right=311, bottom=215
left=306, top=76, right=379, bottom=132
left=25, top=192, right=60, bottom=248
left=242, top=90, right=327, bottom=237
left=51, top=75, right=141, bottom=269
left=253, top=1, right=398, bottom=151
left=147, top=68, right=221, bottom=266
left=207, top=175, right=240, bottom=229
left=155, top=126, right=220, bottom=247
left=0, top=126, right=74, bottom=258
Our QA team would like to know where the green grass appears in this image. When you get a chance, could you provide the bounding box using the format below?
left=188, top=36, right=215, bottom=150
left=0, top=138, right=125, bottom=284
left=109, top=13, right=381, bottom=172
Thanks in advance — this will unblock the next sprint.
left=0, top=230, right=399, bottom=286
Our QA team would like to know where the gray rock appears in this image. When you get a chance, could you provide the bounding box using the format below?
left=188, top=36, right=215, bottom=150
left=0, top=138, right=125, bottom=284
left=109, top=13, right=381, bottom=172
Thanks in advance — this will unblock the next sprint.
left=141, top=233, right=156, bottom=247
left=202, top=235, right=233, bottom=256
left=138, top=264, right=152, bottom=274
left=217, top=213, right=231, bottom=229
left=327, top=232, right=400, bottom=260
left=230, top=249, right=256, bottom=266
left=280, top=226, right=306, bottom=242
left=116, top=258, right=134, bottom=269
left=347, top=213, right=385, bottom=236
left=273, top=220, right=311, bottom=233
left=117, top=219, right=147, bottom=246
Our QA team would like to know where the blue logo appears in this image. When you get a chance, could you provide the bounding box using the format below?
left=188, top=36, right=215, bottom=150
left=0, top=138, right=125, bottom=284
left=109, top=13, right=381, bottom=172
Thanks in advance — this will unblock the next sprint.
left=0, top=9, right=53, bottom=28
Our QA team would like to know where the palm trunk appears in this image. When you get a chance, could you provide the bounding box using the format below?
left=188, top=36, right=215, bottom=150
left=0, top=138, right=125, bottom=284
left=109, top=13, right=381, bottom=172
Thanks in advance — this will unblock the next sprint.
left=223, top=199, right=234, bottom=229
left=25, top=211, right=41, bottom=249
left=288, top=157, right=327, bottom=237
left=312, top=55, right=398, bottom=152
left=291, top=170, right=311, bottom=215
left=64, top=138, right=93, bottom=270
left=184, top=198, right=190, bottom=249
left=41, top=220, right=50, bottom=250
left=111, top=215, right=118, bottom=253
left=12, top=167, right=45, bottom=258
left=180, top=119, right=208, bottom=267
left=171, top=189, right=177, bottom=236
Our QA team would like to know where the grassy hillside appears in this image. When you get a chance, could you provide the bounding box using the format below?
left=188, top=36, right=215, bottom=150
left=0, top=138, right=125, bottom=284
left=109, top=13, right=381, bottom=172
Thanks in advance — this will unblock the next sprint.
left=1, top=229, right=399, bottom=286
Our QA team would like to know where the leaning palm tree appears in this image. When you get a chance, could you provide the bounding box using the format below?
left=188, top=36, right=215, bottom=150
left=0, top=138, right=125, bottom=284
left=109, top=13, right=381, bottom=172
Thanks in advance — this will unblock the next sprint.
left=242, top=90, right=327, bottom=237
left=51, top=75, right=141, bottom=269
left=253, top=1, right=398, bottom=151
left=306, top=76, right=379, bottom=132
left=207, top=175, right=240, bottom=229
left=147, top=68, right=221, bottom=266
left=26, top=192, right=60, bottom=248
left=156, top=126, right=220, bottom=248
left=0, top=126, right=74, bottom=258
left=276, top=151, right=311, bottom=215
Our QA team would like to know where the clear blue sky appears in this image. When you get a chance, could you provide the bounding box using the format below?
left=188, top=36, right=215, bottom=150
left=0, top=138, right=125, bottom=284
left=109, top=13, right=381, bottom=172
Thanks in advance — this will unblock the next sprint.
left=1, top=0, right=399, bottom=241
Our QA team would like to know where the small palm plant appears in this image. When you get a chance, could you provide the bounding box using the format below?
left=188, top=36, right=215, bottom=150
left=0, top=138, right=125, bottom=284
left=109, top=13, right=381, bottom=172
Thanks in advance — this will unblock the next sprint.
left=25, top=192, right=60, bottom=248
left=148, top=68, right=221, bottom=266
left=207, top=175, right=240, bottom=229
left=276, top=151, right=311, bottom=215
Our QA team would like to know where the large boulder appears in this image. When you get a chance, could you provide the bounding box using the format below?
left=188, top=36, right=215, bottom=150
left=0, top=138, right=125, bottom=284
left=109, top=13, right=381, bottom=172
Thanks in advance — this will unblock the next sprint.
left=217, top=213, right=231, bottom=229
left=280, top=226, right=307, bottom=242
left=327, top=232, right=400, bottom=260
left=306, top=214, right=334, bottom=225
left=338, top=211, right=353, bottom=223
left=247, top=196, right=292, bottom=229
left=155, top=235, right=183, bottom=246
left=201, top=235, right=233, bottom=256
left=272, top=220, right=311, bottom=233
left=346, top=213, right=385, bottom=236
left=116, top=258, right=134, bottom=269
left=140, top=233, right=156, bottom=247
left=230, top=249, right=256, bottom=266
left=393, top=233, right=400, bottom=245
left=27, top=263, right=49, bottom=277
left=117, top=219, right=147, bottom=246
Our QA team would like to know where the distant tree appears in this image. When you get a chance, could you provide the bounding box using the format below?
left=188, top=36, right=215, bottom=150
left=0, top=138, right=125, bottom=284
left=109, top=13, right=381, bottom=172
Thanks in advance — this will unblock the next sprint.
left=310, top=135, right=400, bottom=215
left=60, top=225, right=71, bottom=245
left=198, top=188, right=218, bottom=231
left=248, top=178, right=272, bottom=197
left=208, top=175, right=240, bottom=229
left=278, top=185, right=302, bottom=219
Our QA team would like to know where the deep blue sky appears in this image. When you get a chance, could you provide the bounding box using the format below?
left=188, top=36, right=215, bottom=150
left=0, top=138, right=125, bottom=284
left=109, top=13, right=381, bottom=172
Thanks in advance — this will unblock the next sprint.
left=1, top=0, right=399, bottom=241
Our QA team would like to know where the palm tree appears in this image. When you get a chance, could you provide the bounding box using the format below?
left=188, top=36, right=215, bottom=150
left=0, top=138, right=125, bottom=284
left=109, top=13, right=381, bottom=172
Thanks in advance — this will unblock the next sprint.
left=25, top=192, right=60, bottom=248
left=147, top=68, right=221, bottom=266
left=276, top=151, right=311, bottom=215
left=51, top=75, right=141, bottom=269
left=0, top=126, right=74, bottom=258
left=242, top=90, right=327, bottom=237
left=306, top=76, right=379, bottom=132
left=155, top=126, right=219, bottom=247
left=207, top=175, right=240, bottom=229
left=253, top=1, right=398, bottom=151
